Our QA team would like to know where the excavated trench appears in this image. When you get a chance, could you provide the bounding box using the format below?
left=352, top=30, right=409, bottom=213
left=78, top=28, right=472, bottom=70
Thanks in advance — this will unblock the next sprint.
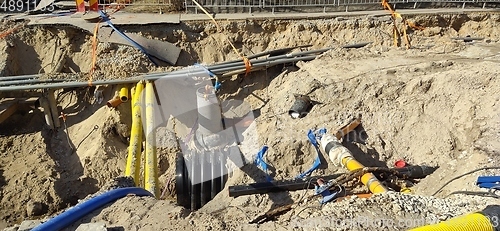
left=0, top=12, right=499, bottom=228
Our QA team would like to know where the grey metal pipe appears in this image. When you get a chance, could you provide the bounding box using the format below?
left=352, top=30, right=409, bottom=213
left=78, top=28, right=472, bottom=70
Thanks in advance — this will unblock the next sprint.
left=0, top=55, right=317, bottom=91
left=0, top=43, right=370, bottom=90
left=210, top=55, right=316, bottom=73
left=206, top=42, right=368, bottom=69
left=0, top=79, right=68, bottom=86
left=211, top=44, right=314, bottom=66
left=204, top=47, right=332, bottom=71
left=0, top=74, right=41, bottom=81
left=0, top=72, right=207, bottom=91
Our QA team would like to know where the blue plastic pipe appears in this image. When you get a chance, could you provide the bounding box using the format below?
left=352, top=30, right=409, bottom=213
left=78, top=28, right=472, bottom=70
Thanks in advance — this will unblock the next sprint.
left=31, top=187, right=154, bottom=231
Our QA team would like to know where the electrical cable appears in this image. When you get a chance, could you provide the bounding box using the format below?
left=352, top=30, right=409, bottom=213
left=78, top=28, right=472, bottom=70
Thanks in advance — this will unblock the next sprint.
left=432, top=166, right=500, bottom=196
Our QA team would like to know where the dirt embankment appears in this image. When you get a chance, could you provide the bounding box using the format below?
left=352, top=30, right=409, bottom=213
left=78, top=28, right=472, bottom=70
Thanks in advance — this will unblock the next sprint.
left=0, top=12, right=499, bottom=229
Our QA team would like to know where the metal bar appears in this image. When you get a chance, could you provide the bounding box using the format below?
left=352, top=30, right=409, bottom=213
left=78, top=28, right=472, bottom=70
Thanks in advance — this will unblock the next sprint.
left=0, top=75, right=40, bottom=81
left=0, top=79, right=68, bottom=87
left=0, top=56, right=318, bottom=91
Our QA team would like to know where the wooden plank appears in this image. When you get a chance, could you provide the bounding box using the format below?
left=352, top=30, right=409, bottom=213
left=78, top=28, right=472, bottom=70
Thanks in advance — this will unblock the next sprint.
left=0, top=100, right=19, bottom=124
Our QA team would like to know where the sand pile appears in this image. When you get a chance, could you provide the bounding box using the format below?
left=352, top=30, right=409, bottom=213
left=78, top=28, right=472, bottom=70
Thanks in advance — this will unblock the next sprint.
left=0, top=11, right=499, bottom=230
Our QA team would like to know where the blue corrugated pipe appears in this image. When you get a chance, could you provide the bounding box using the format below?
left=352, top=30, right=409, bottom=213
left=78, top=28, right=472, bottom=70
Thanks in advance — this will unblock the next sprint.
left=31, top=187, right=154, bottom=231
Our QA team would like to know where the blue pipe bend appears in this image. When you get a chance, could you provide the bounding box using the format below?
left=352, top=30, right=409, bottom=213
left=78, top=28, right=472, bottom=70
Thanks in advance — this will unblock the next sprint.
left=31, top=187, right=154, bottom=231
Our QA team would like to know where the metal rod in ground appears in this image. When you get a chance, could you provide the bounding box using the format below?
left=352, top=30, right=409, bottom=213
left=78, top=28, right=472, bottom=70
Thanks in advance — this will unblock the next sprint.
left=0, top=55, right=318, bottom=91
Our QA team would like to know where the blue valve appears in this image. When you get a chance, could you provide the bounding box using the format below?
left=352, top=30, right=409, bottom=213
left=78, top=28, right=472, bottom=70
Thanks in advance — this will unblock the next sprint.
left=314, top=179, right=341, bottom=204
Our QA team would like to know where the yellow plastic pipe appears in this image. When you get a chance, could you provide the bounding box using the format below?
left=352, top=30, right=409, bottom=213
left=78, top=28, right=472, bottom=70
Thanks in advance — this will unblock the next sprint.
left=125, top=82, right=144, bottom=186
left=119, top=85, right=129, bottom=102
left=341, top=156, right=389, bottom=194
left=145, top=81, right=159, bottom=198
left=130, top=86, right=136, bottom=106
left=320, top=132, right=388, bottom=194
left=409, top=213, right=494, bottom=231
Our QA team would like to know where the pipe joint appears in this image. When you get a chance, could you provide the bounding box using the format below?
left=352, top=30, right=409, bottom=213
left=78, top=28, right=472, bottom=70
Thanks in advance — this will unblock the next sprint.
left=320, top=133, right=353, bottom=167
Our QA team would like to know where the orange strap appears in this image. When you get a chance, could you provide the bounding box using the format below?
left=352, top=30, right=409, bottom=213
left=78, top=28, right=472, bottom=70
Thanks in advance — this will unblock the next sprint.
left=0, top=22, right=26, bottom=39
left=58, top=112, right=67, bottom=121
left=243, top=57, right=252, bottom=76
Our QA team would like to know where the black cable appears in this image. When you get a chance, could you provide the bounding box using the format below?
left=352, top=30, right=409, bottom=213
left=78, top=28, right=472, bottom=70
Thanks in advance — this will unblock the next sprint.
left=445, top=189, right=500, bottom=199
left=432, top=166, right=500, bottom=196
left=75, top=125, right=99, bottom=151
left=446, top=186, right=500, bottom=199
left=297, top=177, right=317, bottom=203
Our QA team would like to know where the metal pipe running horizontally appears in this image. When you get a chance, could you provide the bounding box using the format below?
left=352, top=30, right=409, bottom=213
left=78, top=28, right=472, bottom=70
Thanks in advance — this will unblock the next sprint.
left=137, top=54, right=317, bottom=78
left=0, top=74, right=41, bottom=81
left=205, top=48, right=332, bottom=70
left=0, top=55, right=317, bottom=91
left=207, top=42, right=369, bottom=69
left=0, top=79, right=68, bottom=86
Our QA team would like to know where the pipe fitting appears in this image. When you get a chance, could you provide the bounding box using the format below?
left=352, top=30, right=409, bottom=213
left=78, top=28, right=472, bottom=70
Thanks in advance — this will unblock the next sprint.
left=320, top=132, right=388, bottom=194
left=107, top=97, right=122, bottom=108
left=320, top=133, right=353, bottom=167
left=288, top=94, right=313, bottom=119
left=119, top=85, right=129, bottom=102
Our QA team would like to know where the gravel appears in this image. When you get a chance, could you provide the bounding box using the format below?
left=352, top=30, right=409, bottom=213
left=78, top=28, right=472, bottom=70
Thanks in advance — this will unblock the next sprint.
left=287, top=192, right=495, bottom=231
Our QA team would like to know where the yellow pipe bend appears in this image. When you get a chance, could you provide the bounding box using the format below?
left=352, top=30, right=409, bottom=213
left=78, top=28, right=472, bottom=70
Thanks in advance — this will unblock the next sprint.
left=409, top=213, right=494, bottom=231
left=145, top=81, right=159, bottom=198
left=125, top=82, right=144, bottom=186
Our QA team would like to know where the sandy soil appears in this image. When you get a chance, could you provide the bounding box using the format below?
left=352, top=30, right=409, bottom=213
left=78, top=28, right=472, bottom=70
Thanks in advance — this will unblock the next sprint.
left=0, top=11, right=499, bottom=230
